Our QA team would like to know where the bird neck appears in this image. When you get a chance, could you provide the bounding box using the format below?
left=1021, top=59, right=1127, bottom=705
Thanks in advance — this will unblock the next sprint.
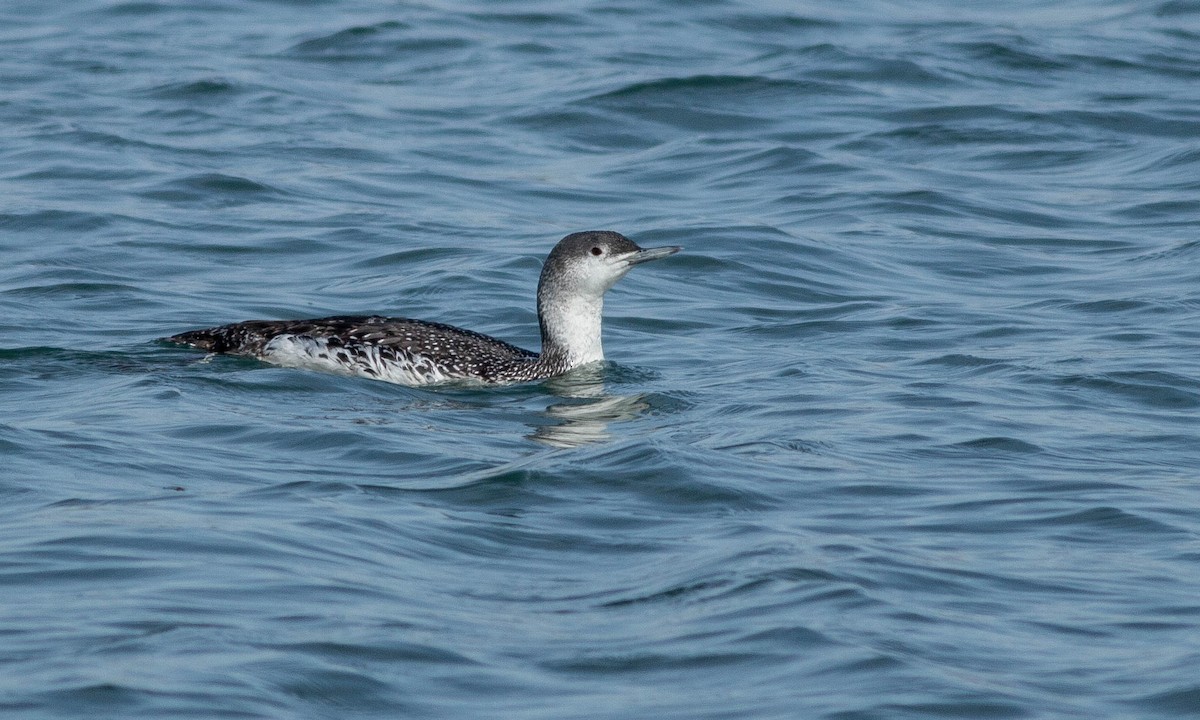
left=538, top=292, right=604, bottom=368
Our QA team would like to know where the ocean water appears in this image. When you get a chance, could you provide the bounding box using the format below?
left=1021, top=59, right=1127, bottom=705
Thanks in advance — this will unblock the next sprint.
left=3, top=0, right=1200, bottom=717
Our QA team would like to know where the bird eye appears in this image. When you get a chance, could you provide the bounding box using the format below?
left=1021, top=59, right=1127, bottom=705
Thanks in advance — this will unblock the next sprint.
left=591, top=246, right=603, bottom=256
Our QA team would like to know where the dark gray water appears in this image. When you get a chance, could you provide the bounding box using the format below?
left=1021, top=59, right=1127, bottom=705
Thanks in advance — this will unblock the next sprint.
left=4, top=1, right=1200, bottom=718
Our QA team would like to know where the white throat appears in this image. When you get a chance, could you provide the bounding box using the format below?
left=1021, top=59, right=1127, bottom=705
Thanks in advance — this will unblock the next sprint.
left=540, top=293, right=604, bottom=366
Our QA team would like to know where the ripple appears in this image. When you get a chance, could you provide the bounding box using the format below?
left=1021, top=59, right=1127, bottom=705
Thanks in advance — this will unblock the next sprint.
left=589, top=74, right=844, bottom=103
left=1043, top=506, right=1179, bottom=534
left=1055, top=372, right=1200, bottom=410
left=142, top=78, right=243, bottom=100
left=284, top=21, right=473, bottom=61
left=466, top=11, right=582, bottom=27
left=286, top=20, right=411, bottom=54
left=1157, top=0, right=1200, bottom=16
left=582, top=75, right=846, bottom=132
left=137, top=173, right=286, bottom=206
left=1137, top=682, right=1200, bottom=713
left=0, top=210, right=113, bottom=232
left=956, top=39, right=1074, bottom=71
left=919, top=353, right=1014, bottom=371
left=714, top=13, right=840, bottom=33
left=268, top=640, right=476, bottom=666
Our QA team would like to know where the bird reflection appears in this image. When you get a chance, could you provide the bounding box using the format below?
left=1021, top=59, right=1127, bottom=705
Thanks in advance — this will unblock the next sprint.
left=529, top=367, right=651, bottom=447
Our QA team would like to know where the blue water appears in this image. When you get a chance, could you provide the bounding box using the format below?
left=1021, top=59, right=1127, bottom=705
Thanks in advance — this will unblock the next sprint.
left=3, top=1, right=1200, bottom=717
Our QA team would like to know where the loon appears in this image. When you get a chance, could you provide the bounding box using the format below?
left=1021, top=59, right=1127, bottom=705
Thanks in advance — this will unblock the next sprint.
left=164, top=231, right=681, bottom=386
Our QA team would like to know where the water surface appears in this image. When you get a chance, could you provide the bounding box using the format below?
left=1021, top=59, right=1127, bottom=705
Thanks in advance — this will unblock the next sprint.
left=3, top=1, right=1200, bottom=718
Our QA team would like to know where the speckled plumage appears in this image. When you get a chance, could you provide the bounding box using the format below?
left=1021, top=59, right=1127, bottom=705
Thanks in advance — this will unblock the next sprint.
left=164, top=231, right=680, bottom=386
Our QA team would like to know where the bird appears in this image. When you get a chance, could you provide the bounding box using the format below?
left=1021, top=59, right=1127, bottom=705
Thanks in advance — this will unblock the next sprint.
left=164, top=230, right=681, bottom=386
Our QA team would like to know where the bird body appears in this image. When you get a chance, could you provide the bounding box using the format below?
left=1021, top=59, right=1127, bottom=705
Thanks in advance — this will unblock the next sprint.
left=165, top=231, right=680, bottom=386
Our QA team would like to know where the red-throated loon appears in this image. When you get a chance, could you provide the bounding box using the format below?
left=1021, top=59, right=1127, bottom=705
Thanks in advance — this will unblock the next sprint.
left=164, top=231, right=681, bottom=385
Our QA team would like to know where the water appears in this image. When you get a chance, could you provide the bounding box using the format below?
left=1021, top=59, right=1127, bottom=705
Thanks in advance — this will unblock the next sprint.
left=3, top=1, right=1200, bottom=717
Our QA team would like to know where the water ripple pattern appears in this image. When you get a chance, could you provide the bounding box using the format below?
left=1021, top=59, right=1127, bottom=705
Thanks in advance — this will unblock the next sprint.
left=2, top=1, right=1199, bottom=718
